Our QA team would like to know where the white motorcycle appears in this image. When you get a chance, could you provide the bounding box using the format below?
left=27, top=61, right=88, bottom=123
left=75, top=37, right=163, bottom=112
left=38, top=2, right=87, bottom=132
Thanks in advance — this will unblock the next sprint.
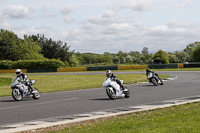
left=11, top=77, right=40, bottom=101
left=103, top=77, right=130, bottom=100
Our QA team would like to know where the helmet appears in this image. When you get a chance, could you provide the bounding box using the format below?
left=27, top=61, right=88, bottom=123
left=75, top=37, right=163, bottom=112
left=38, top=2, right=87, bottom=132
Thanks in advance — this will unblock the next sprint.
left=16, top=69, right=22, bottom=76
left=146, top=68, right=150, bottom=73
left=106, top=70, right=112, bottom=77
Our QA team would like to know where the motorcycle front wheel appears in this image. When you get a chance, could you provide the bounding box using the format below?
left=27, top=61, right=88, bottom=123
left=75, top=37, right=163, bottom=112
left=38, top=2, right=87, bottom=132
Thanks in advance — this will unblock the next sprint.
left=151, top=77, right=159, bottom=86
left=32, top=87, right=40, bottom=99
left=12, top=89, right=23, bottom=101
left=106, top=88, right=116, bottom=100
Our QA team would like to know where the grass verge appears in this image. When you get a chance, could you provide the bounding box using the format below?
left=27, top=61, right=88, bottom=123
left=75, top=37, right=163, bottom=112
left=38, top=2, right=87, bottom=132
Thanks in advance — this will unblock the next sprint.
left=0, top=74, right=169, bottom=97
left=24, top=102, right=200, bottom=133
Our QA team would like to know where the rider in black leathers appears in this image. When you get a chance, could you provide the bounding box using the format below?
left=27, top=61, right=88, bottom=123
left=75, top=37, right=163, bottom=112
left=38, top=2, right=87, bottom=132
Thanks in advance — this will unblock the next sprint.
left=146, top=68, right=159, bottom=81
left=106, top=70, right=125, bottom=90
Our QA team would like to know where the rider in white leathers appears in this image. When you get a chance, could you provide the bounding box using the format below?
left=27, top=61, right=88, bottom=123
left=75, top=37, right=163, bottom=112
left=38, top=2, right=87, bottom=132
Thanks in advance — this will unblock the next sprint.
left=15, top=69, right=28, bottom=93
left=106, top=70, right=126, bottom=91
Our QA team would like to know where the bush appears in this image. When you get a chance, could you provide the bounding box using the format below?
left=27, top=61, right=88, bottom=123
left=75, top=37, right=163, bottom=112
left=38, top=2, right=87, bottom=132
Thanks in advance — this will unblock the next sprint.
left=0, top=60, right=12, bottom=69
left=0, top=59, right=65, bottom=69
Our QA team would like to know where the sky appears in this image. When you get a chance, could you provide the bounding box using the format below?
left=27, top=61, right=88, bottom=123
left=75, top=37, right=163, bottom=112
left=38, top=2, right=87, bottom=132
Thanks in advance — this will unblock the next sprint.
left=0, top=0, right=200, bottom=54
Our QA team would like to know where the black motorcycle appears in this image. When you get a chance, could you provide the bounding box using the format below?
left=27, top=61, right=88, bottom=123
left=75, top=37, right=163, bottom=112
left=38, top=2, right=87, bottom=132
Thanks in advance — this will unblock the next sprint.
left=147, top=72, right=164, bottom=86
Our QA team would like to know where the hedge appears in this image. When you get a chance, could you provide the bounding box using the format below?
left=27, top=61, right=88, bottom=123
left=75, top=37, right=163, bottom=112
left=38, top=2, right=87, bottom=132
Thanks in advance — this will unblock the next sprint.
left=0, top=59, right=65, bottom=69
left=0, top=60, right=12, bottom=69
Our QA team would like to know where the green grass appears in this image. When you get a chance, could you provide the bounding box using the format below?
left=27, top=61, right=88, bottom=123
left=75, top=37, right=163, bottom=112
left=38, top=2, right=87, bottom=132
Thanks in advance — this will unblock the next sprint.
left=113, top=68, right=200, bottom=72
left=46, top=102, right=200, bottom=133
left=0, top=74, right=169, bottom=97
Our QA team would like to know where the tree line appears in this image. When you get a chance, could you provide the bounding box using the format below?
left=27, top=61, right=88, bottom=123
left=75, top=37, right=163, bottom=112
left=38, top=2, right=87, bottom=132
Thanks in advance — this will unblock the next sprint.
left=0, top=29, right=200, bottom=67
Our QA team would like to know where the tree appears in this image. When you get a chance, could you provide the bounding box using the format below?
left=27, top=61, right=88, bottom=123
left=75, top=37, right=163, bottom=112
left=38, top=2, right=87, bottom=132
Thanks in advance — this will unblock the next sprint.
left=152, top=50, right=169, bottom=64
left=167, top=52, right=179, bottom=63
left=184, top=42, right=200, bottom=61
left=141, top=47, right=151, bottom=64
left=191, top=44, right=200, bottom=62
left=129, top=51, right=141, bottom=64
left=0, top=29, right=18, bottom=60
left=11, top=36, right=45, bottom=60
left=29, top=34, right=73, bottom=63
left=0, top=29, right=45, bottom=61
left=174, top=51, right=188, bottom=63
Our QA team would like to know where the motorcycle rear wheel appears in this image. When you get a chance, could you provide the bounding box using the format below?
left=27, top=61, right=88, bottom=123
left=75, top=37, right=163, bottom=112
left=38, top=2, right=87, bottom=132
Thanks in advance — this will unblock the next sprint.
left=159, top=78, right=164, bottom=85
left=12, top=89, right=23, bottom=101
left=124, top=86, right=130, bottom=98
left=106, top=88, right=116, bottom=100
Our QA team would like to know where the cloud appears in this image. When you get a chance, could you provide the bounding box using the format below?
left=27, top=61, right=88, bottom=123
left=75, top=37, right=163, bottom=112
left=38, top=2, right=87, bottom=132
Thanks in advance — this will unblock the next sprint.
left=18, top=26, right=58, bottom=39
left=2, top=5, right=34, bottom=19
left=110, top=0, right=155, bottom=11
left=0, top=22, right=13, bottom=29
left=63, top=16, right=75, bottom=24
left=87, top=10, right=130, bottom=25
left=59, top=4, right=75, bottom=24
left=60, top=5, right=74, bottom=14
left=0, top=0, right=5, bottom=3
left=174, top=0, right=193, bottom=8
left=60, top=14, right=200, bottom=53
left=40, top=6, right=57, bottom=18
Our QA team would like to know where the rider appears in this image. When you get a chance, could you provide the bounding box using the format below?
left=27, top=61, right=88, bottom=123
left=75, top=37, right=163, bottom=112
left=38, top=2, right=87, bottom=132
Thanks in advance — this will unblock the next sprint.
left=106, top=70, right=126, bottom=91
left=146, top=68, right=159, bottom=81
left=16, top=69, right=28, bottom=93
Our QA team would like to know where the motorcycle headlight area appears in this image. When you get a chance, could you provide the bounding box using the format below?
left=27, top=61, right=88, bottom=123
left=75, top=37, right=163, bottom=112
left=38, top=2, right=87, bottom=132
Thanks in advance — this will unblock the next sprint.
left=31, top=80, right=36, bottom=85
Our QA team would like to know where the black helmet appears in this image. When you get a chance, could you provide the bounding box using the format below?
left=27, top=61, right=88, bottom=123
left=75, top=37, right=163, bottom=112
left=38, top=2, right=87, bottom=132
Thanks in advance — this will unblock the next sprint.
left=146, top=68, right=150, bottom=73
left=106, top=70, right=112, bottom=77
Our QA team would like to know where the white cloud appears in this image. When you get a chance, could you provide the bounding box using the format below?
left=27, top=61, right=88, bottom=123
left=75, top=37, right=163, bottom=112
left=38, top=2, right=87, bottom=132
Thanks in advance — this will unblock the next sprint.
left=174, top=0, right=193, bottom=8
left=59, top=4, right=75, bottom=24
left=60, top=5, right=74, bottom=14
left=64, top=16, right=75, bottom=24
left=60, top=16, right=200, bottom=53
left=110, top=0, right=155, bottom=11
left=40, top=7, right=57, bottom=18
left=87, top=10, right=130, bottom=25
left=0, top=22, right=13, bottom=29
left=18, top=26, right=58, bottom=38
left=2, top=5, right=34, bottom=19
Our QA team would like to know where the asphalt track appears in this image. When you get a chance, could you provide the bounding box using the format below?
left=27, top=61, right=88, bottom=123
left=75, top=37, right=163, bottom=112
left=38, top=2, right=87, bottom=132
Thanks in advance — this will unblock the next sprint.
left=0, top=71, right=200, bottom=126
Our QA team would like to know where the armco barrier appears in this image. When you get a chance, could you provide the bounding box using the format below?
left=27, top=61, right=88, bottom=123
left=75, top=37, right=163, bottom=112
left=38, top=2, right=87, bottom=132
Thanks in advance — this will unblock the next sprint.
left=57, top=67, right=87, bottom=72
left=184, top=63, right=200, bottom=68
left=27, top=68, right=57, bottom=73
left=118, top=65, right=148, bottom=70
left=148, top=64, right=178, bottom=69
left=0, top=69, right=27, bottom=73
left=87, top=66, right=118, bottom=71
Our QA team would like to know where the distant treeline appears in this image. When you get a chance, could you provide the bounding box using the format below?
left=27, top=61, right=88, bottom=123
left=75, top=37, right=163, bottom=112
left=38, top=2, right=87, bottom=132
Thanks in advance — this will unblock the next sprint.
left=0, top=29, right=200, bottom=68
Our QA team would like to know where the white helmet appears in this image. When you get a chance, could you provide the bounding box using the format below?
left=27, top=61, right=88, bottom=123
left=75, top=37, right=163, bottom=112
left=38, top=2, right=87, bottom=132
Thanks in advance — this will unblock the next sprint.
left=16, top=69, right=22, bottom=76
left=106, top=70, right=112, bottom=77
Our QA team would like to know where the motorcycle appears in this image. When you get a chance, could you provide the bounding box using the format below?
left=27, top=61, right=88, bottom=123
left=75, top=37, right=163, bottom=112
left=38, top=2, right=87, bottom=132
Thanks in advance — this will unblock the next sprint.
left=147, top=72, right=163, bottom=86
left=11, top=77, right=40, bottom=101
left=103, top=77, right=130, bottom=100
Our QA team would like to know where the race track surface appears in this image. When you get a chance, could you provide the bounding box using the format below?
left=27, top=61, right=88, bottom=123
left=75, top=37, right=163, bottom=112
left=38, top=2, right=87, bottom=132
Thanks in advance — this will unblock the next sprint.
left=0, top=71, right=200, bottom=126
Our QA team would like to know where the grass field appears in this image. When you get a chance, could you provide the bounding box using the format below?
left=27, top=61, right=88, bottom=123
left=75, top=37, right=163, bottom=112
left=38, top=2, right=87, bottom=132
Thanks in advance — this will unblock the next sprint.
left=42, top=102, right=200, bottom=133
left=0, top=73, right=169, bottom=97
